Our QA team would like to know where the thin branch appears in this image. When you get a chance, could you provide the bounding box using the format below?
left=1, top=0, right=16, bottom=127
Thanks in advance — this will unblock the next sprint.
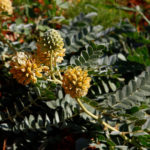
left=135, top=6, right=150, bottom=25
left=115, top=5, right=150, bottom=25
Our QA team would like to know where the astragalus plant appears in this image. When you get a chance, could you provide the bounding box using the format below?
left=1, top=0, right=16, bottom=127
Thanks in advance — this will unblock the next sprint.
left=0, top=1, right=150, bottom=149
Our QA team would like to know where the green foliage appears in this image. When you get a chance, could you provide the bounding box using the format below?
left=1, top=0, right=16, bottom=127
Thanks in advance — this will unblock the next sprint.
left=105, top=67, right=150, bottom=109
left=128, top=46, right=150, bottom=66
left=66, top=0, right=129, bottom=27
left=71, top=43, right=104, bottom=67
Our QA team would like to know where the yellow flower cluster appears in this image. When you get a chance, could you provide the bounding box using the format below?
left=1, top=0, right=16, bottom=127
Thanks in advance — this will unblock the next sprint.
left=62, top=66, right=91, bottom=98
left=10, top=52, right=45, bottom=85
left=36, top=29, right=66, bottom=65
left=9, top=29, right=66, bottom=85
left=0, top=0, right=13, bottom=15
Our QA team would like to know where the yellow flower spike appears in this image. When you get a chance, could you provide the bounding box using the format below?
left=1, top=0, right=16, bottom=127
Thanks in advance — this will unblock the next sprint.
left=62, top=66, right=91, bottom=98
left=10, top=52, right=45, bottom=85
left=0, top=0, right=13, bottom=15
left=36, top=29, right=66, bottom=66
left=37, top=29, right=64, bottom=52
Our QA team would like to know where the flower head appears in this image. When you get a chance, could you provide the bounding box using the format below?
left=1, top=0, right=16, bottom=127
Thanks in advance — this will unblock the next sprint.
left=0, top=0, right=13, bottom=15
left=62, top=66, right=91, bottom=98
left=37, top=29, right=64, bottom=53
left=10, top=52, right=44, bottom=85
left=36, top=29, right=66, bottom=66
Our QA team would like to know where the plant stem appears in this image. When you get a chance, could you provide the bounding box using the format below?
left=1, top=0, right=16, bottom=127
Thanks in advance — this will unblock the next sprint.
left=115, top=5, right=150, bottom=25
left=49, top=51, right=62, bottom=84
left=76, top=98, right=98, bottom=120
left=57, top=70, right=63, bottom=80
left=76, top=98, right=133, bottom=143
left=76, top=98, right=118, bottom=131
left=135, top=6, right=150, bottom=25
left=50, top=51, right=53, bottom=73
left=52, top=74, right=62, bottom=84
